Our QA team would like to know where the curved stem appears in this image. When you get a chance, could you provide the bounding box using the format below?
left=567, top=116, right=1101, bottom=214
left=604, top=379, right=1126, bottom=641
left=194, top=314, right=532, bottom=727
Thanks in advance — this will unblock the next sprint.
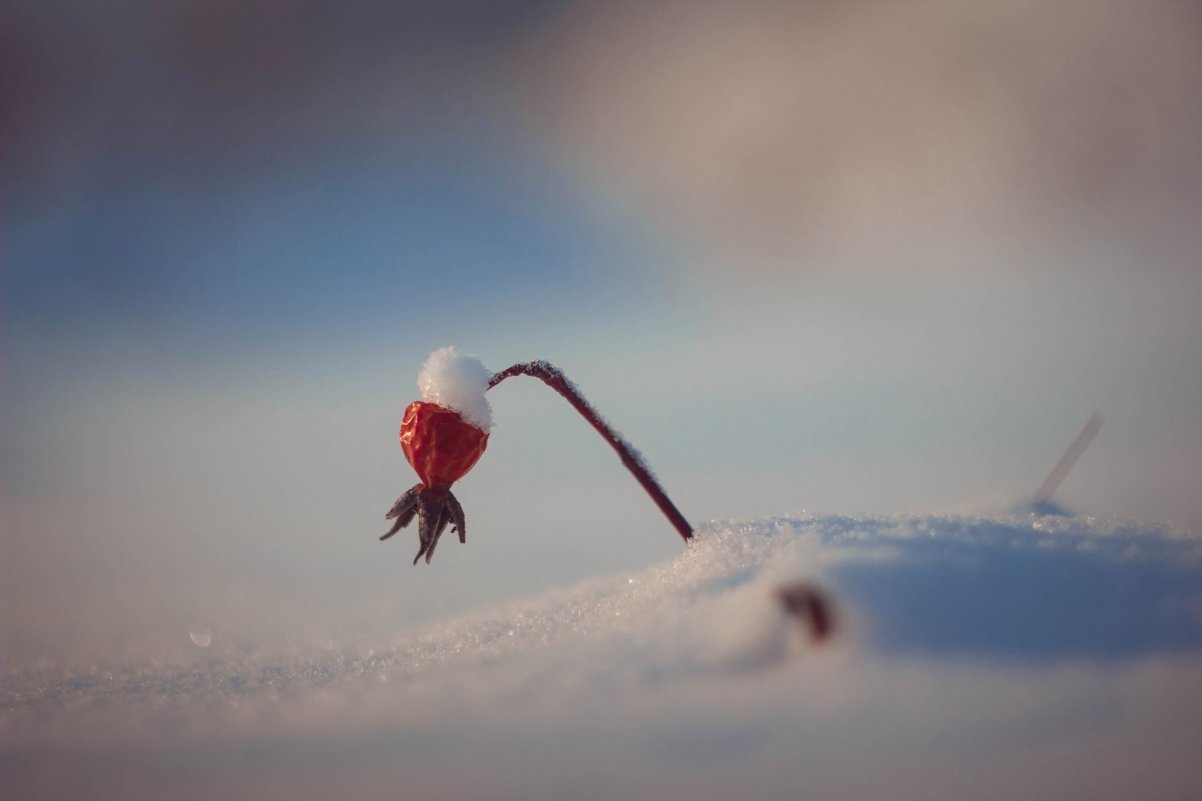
left=488, top=361, right=693, bottom=544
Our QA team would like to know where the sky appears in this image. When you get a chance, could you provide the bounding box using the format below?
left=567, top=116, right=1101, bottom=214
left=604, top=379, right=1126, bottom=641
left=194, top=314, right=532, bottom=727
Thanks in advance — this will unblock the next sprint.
left=4, top=0, right=1202, bottom=673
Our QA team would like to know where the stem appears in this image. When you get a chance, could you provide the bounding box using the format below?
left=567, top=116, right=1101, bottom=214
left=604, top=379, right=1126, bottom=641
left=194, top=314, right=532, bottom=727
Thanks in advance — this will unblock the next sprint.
left=1033, top=411, right=1103, bottom=505
left=488, top=361, right=693, bottom=544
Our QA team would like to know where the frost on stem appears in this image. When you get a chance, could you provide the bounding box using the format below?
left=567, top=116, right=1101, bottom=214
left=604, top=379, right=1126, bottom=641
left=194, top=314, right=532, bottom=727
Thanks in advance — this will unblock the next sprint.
left=488, top=360, right=693, bottom=543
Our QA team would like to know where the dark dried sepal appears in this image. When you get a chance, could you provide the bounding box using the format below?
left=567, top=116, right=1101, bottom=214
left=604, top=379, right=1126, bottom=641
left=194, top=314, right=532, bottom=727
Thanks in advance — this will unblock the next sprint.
left=381, top=484, right=423, bottom=540
left=381, top=484, right=468, bottom=565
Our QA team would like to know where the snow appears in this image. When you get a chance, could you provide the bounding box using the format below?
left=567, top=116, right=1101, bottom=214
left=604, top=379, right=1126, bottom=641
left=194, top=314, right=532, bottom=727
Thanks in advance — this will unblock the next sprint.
left=416, top=346, right=493, bottom=431
left=5, top=513, right=1202, bottom=800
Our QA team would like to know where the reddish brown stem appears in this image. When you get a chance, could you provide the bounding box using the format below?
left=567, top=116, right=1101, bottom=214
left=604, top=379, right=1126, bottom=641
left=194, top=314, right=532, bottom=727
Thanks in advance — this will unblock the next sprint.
left=488, top=361, right=694, bottom=544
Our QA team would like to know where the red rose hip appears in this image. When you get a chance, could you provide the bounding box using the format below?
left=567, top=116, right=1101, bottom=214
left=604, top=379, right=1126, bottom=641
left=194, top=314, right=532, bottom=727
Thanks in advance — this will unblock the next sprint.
left=400, top=401, right=489, bottom=488
left=382, top=402, right=487, bottom=565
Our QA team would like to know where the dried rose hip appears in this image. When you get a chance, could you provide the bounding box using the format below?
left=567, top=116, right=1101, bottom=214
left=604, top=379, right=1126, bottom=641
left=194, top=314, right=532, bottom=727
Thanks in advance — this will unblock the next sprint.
left=382, top=402, right=488, bottom=565
left=399, top=401, right=489, bottom=489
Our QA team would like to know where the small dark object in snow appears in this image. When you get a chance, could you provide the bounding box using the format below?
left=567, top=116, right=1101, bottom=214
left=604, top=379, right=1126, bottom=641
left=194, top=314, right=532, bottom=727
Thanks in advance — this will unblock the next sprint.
left=776, top=582, right=836, bottom=643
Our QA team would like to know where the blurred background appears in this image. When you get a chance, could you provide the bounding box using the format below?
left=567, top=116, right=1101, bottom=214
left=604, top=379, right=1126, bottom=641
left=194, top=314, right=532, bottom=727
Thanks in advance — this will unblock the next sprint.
left=4, top=0, right=1201, bottom=669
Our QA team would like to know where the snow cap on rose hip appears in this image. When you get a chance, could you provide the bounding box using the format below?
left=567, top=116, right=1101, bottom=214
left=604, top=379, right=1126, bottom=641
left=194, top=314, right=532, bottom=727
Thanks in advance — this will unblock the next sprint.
left=383, top=346, right=493, bottom=565
left=416, top=346, right=493, bottom=432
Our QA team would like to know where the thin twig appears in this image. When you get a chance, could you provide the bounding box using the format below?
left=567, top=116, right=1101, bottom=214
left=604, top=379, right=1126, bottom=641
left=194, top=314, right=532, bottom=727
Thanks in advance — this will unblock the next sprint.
left=1033, top=411, right=1103, bottom=505
left=488, top=361, right=694, bottom=543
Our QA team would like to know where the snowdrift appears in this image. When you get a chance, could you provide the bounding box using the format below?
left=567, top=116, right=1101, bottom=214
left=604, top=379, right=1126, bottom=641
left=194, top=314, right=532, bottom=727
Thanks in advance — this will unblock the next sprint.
left=5, top=513, right=1202, bottom=800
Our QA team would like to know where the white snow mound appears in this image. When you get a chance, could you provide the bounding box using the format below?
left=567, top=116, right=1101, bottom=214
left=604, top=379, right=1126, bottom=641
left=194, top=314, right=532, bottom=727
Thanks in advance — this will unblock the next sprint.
left=416, top=346, right=493, bottom=431
left=6, top=514, right=1202, bottom=801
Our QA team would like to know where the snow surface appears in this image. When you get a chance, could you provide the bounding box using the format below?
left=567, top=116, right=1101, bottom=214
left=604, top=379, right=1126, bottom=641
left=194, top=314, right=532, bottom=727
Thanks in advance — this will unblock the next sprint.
left=416, top=346, right=493, bottom=431
left=5, top=513, right=1202, bottom=800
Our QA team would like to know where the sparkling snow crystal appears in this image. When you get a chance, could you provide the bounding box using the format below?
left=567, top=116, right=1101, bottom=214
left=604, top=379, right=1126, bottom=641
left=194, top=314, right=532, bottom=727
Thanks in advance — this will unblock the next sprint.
left=416, top=346, right=493, bottom=431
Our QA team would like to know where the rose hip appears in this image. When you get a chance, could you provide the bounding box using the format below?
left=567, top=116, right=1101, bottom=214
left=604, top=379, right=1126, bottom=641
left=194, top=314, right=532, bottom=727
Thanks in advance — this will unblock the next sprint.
left=400, top=401, right=489, bottom=489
